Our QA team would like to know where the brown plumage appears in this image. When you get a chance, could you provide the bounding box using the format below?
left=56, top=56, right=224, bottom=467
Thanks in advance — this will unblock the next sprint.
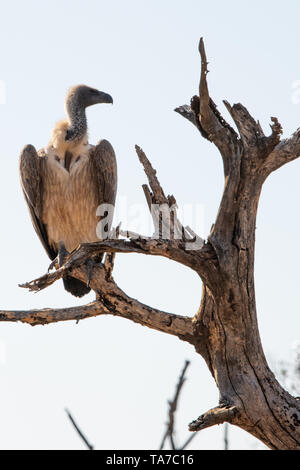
left=19, top=85, right=117, bottom=297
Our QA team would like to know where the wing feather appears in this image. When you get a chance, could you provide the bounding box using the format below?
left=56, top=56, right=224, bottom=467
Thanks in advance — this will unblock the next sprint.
left=89, top=139, right=117, bottom=237
left=19, top=145, right=56, bottom=260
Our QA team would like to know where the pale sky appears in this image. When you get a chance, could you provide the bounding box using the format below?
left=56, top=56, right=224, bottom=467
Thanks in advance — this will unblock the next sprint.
left=0, top=0, right=299, bottom=450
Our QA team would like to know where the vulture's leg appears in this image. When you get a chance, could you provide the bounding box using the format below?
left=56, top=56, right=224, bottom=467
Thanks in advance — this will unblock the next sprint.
left=86, top=258, right=95, bottom=288
left=58, top=242, right=69, bottom=268
left=48, top=258, right=59, bottom=272
left=48, top=242, right=69, bottom=272
left=85, top=254, right=104, bottom=287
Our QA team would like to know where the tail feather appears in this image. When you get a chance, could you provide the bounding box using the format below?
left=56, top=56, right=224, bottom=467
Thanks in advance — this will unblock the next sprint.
left=63, top=275, right=91, bottom=298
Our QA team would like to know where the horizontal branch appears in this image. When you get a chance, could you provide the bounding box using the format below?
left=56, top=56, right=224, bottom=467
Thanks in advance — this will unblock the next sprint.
left=20, top=238, right=216, bottom=293
left=188, top=405, right=238, bottom=432
left=1, top=265, right=194, bottom=341
left=0, top=301, right=101, bottom=326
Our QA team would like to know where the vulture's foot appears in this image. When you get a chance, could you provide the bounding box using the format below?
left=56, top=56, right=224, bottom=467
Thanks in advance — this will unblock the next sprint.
left=48, top=257, right=59, bottom=272
left=48, top=242, right=69, bottom=272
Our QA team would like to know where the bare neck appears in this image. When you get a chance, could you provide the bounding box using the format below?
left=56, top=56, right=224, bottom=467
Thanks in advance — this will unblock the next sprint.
left=65, top=100, right=87, bottom=142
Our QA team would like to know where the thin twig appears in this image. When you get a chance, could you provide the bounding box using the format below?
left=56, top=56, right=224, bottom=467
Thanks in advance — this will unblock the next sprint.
left=159, top=360, right=190, bottom=450
left=65, top=408, right=94, bottom=450
left=180, top=432, right=197, bottom=450
left=224, top=422, right=229, bottom=450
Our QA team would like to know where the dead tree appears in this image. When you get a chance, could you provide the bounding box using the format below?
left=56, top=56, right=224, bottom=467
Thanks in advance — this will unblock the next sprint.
left=1, top=38, right=300, bottom=450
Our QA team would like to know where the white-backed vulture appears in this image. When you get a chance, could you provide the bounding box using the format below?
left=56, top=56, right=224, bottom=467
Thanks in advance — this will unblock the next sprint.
left=19, top=85, right=117, bottom=297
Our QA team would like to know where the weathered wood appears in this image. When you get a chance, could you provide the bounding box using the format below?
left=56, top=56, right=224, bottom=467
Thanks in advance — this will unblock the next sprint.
left=176, top=39, right=300, bottom=449
left=189, top=405, right=238, bottom=432
left=1, top=265, right=194, bottom=341
left=2, top=38, right=300, bottom=449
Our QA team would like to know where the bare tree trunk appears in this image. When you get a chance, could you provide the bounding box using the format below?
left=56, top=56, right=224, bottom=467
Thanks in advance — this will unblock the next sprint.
left=1, top=38, right=300, bottom=449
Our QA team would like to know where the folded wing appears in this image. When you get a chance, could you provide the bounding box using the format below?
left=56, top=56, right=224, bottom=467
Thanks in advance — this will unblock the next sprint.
left=19, top=145, right=56, bottom=260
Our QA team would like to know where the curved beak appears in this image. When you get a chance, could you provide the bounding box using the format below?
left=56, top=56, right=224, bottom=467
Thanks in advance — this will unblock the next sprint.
left=98, top=91, right=113, bottom=104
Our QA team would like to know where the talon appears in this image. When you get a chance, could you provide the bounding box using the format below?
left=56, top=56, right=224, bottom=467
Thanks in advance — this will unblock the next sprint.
left=48, top=258, right=59, bottom=272
left=48, top=242, right=69, bottom=272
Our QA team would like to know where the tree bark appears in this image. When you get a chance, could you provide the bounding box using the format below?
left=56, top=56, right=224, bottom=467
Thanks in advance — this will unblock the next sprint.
left=1, top=38, right=300, bottom=449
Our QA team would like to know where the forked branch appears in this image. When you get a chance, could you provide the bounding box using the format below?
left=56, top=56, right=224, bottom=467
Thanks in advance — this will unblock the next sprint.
left=160, top=360, right=191, bottom=450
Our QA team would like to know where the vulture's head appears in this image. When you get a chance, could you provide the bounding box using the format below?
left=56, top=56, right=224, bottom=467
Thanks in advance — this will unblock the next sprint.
left=65, top=84, right=113, bottom=111
left=64, top=84, right=113, bottom=142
